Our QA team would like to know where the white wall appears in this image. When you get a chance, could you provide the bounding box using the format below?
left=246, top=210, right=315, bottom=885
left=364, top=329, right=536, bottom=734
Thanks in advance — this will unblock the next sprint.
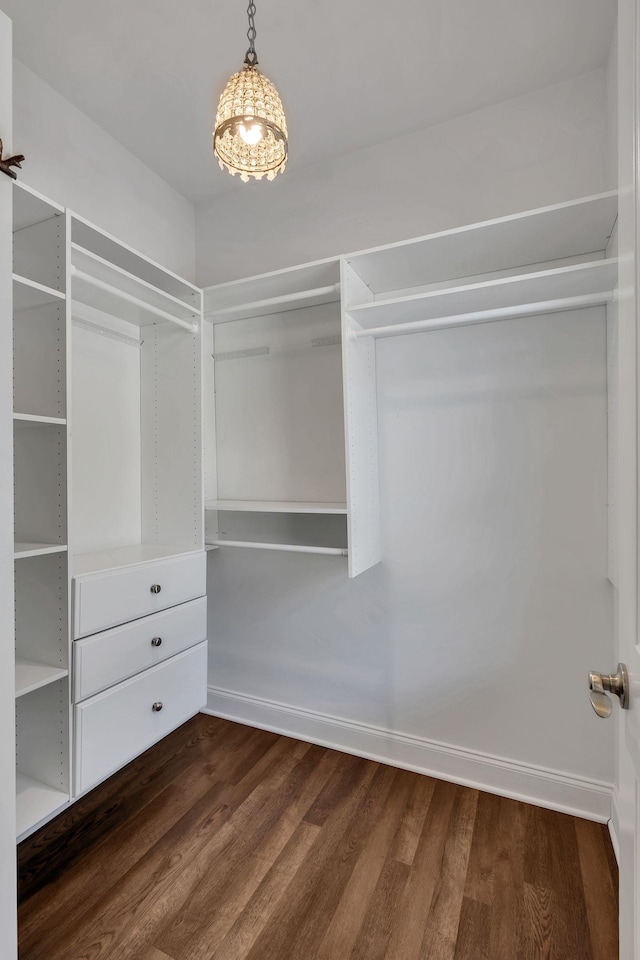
left=13, top=61, right=195, bottom=280
left=197, top=70, right=609, bottom=285
left=205, top=69, right=616, bottom=816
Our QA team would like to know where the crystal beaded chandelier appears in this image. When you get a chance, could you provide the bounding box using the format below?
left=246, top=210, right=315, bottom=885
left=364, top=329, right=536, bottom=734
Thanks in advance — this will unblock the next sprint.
left=213, top=1, right=288, bottom=182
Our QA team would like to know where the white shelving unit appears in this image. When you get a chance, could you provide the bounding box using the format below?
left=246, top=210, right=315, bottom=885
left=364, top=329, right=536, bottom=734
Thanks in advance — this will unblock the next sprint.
left=203, top=259, right=355, bottom=564
left=70, top=212, right=204, bottom=578
left=12, top=181, right=71, bottom=839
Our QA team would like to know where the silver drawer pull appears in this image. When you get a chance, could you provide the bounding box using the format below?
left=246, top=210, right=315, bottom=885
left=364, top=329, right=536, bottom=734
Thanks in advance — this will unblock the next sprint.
left=152, top=701, right=163, bottom=712
left=151, top=637, right=162, bottom=647
left=150, top=584, right=162, bottom=594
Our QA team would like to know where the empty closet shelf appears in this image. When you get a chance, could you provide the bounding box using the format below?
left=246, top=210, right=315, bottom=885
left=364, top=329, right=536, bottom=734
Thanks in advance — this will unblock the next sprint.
left=206, top=500, right=348, bottom=514
left=71, top=266, right=198, bottom=333
left=15, top=659, right=68, bottom=698
left=13, top=414, right=67, bottom=427
left=207, top=540, right=348, bottom=556
left=16, top=775, right=69, bottom=838
left=347, top=259, right=618, bottom=329
left=14, top=543, right=68, bottom=560
left=13, top=275, right=65, bottom=312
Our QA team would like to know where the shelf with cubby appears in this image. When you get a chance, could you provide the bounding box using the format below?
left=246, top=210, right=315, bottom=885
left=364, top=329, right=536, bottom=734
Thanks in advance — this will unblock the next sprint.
left=16, top=774, right=69, bottom=839
left=13, top=275, right=65, bottom=312
left=203, top=265, right=358, bottom=565
left=14, top=543, right=67, bottom=560
left=15, top=659, right=69, bottom=698
left=12, top=181, right=71, bottom=839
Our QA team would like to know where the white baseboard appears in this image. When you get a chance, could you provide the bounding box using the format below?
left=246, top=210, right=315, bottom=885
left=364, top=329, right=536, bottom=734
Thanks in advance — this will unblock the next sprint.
left=609, top=790, right=621, bottom=865
left=204, top=686, right=613, bottom=823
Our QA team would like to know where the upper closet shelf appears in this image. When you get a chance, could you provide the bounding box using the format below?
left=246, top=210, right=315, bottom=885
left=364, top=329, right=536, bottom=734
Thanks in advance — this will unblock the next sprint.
left=13, top=181, right=64, bottom=232
left=71, top=244, right=199, bottom=332
left=71, top=214, right=200, bottom=303
left=347, top=258, right=618, bottom=331
left=206, top=500, right=348, bottom=514
left=204, top=258, right=341, bottom=323
left=13, top=275, right=65, bottom=312
left=346, top=192, right=618, bottom=297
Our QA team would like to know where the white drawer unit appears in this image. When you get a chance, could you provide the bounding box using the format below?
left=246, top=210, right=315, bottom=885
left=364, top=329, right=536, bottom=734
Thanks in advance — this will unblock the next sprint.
left=73, top=596, right=207, bottom=702
left=73, top=551, right=207, bottom=639
left=74, top=640, right=207, bottom=795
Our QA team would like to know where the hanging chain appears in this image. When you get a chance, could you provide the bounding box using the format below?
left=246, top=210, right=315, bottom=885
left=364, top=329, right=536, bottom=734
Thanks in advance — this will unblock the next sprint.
left=244, top=0, right=258, bottom=66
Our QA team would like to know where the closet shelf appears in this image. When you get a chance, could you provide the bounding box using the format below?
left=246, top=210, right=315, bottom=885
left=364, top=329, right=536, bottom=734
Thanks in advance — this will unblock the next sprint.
left=13, top=275, right=65, bottom=312
left=205, top=283, right=341, bottom=324
left=71, top=263, right=198, bottom=333
left=206, top=499, right=348, bottom=514
left=13, top=181, right=64, bottom=232
left=16, top=774, right=69, bottom=838
left=15, top=658, right=68, bottom=698
left=13, top=413, right=67, bottom=427
left=346, top=191, right=618, bottom=295
left=72, top=543, right=201, bottom=577
left=204, top=259, right=341, bottom=323
left=347, top=258, right=618, bottom=330
left=14, top=543, right=68, bottom=560
left=207, top=540, right=348, bottom=556
left=71, top=243, right=200, bottom=327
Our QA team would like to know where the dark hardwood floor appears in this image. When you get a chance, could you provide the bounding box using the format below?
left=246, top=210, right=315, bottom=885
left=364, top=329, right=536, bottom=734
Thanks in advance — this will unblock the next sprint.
left=18, top=714, right=619, bottom=960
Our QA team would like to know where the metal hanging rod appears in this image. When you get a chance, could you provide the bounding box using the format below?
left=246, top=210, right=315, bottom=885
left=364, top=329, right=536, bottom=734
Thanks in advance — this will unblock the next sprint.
left=348, top=291, right=616, bottom=341
left=205, top=282, right=341, bottom=319
left=206, top=540, right=348, bottom=556
left=70, top=266, right=199, bottom=333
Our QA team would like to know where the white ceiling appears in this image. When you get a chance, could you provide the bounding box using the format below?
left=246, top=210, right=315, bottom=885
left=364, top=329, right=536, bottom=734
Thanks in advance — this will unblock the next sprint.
left=3, top=0, right=616, bottom=206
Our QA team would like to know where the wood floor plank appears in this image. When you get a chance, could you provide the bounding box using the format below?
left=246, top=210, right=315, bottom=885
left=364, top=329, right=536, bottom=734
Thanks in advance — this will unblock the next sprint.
left=315, top=768, right=416, bottom=960
left=452, top=897, right=491, bottom=960
left=523, top=882, right=554, bottom=960
left=388, top=772, right=436, bottom=867
left=205, top=821, right=321, bottom=960
left=487, top=797, right=527, bottom=959
left=575, top=818, right=619, bottom=960
left=17, top=717, right=619, bottom=960
left=156, top=745, right=337, bottom=960
left=385, top=779, right=459, bottom=960
left=242, top=760, right=393, bottom=960
left=418, top=786, right=479, bottom=960
left=463, top=789, right=501, bottom=905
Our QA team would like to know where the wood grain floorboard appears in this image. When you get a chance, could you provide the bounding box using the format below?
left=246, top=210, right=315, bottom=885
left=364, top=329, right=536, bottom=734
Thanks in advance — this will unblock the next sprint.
left=18, top=714, right=619, bottom=960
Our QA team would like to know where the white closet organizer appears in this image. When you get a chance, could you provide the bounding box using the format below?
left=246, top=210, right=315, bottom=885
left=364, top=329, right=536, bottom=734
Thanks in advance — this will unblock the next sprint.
left=203, top=260, right=379, bottom=576
left=13, top=181, right=71, bottom=838
left=68, top=213, right=207, bottom=797
left=204, top=192, right=617, bottom=580
left=343, top=192, right=618, bottom=339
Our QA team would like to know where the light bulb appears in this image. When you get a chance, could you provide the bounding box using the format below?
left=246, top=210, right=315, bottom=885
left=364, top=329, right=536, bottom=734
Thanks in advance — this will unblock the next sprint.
left=238, top=121, right=264, bottom=145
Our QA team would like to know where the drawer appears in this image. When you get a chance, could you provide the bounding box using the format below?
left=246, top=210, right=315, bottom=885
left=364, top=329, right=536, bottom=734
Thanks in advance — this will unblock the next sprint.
left=74, top=641, right=207, bottom=795
left=73, top=597, right=207, bottom=702
left=73, top=552, right=206, bottom=638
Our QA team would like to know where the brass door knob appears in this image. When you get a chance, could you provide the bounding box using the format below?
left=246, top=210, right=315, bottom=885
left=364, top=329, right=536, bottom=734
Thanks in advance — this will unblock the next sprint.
left=588, top=663, right=629, bottom=718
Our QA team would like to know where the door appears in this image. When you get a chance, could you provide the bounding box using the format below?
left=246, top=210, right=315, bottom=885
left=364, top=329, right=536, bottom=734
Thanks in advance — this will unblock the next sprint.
left=0, top=9, right=17, bottom=960
left=615, top=2, right=640, bottom=956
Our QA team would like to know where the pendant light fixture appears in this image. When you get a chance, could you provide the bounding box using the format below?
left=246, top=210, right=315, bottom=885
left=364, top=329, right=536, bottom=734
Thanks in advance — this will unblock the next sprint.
left=213, top=1, right=288, bottom=182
